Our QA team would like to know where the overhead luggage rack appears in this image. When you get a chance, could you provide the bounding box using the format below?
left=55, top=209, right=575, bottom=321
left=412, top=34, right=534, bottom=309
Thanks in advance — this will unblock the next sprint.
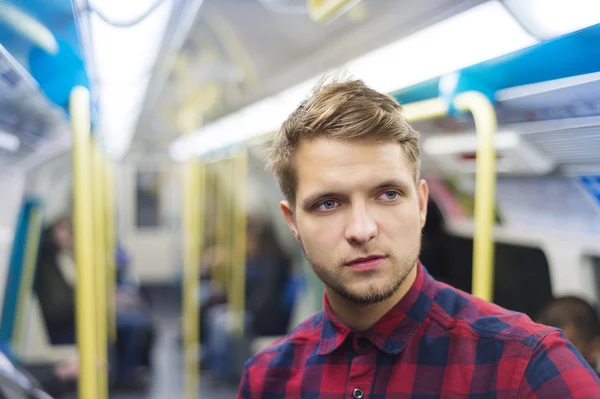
left=0, top=44, right=68, bottom=173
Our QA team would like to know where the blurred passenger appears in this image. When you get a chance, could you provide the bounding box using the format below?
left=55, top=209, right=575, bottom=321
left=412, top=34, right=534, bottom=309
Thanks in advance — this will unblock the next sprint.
left=245, top=216, right=293, bottom=335
left=116, top=244, right=137, bottom=288
left=202, top=216, right=293, bottom=381
left=114, top=243, right=155, bottom=370
left=198, top=244, right=228, bottom=345
left=34, top=216, right=153, bottom=389
left=536, top=296, right=600, bottom=372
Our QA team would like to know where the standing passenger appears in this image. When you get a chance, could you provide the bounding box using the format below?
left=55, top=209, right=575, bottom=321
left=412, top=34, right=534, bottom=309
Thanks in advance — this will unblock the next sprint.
left=237, top=79, right=600, bottom=398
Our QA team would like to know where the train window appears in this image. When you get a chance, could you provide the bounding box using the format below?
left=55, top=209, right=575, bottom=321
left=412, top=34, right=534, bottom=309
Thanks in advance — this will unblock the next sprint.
left=135, top=170, right=162, bottom=228
left=422, top=199, right=553, bottom=319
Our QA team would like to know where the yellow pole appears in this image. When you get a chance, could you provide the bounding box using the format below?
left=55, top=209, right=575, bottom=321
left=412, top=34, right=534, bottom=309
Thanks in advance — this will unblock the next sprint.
left=207, top=165, right=224, bottom=287
left=92, top=143, right=109, bottom=399
left=453, top=91, right=498, bottom=302
left=223, top=159, right=233, bottom=295
left=105, top=162, right=117, bottom=343
left=229, top=150, right=247, bottom=337
left=183, top=158, right=204, bottom=399
left=214, top=160, right=232, bottom=292
left=399, top=93, right=497, bottom=301
left=306, top=0, right=356, bottom=22
left=70, top=86, right=99, bottom=399
left=402, top=97, right=449, bottom=122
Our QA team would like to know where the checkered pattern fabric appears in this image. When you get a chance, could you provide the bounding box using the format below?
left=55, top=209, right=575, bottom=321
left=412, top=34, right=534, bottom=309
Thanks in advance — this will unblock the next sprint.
left=237, top=264, right=600, bottom=398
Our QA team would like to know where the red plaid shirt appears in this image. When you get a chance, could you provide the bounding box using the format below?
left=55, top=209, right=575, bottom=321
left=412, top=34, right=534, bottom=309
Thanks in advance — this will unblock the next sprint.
left=238, top=264, right=600, bottom=398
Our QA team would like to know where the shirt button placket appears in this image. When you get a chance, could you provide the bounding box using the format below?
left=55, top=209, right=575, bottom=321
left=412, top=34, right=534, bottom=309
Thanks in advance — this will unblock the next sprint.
left=348, top=334, right=370, bottom=398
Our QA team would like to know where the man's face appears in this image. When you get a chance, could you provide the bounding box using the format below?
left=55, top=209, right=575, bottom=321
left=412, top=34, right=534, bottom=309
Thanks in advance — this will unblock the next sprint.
left=280, top=138, right=428, bottom=305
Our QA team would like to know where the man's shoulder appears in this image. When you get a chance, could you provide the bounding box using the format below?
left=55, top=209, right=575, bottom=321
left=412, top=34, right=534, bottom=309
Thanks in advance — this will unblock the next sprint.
left=430, top=281, right=554, bottom=349
left=244, top=311, right=324, bottom=369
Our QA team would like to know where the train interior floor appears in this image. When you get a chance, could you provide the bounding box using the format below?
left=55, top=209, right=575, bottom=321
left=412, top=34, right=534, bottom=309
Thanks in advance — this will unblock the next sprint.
left=62, top=285, right=238, bottom=399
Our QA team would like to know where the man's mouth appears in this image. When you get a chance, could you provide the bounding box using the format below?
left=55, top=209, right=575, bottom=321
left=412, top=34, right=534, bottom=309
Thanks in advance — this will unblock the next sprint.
left=345, top=255, right=386, bottom=271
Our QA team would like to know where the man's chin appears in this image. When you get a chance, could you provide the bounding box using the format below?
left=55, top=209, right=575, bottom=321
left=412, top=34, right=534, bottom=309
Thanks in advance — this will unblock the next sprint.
left=335, top=281, right=400, bottom=305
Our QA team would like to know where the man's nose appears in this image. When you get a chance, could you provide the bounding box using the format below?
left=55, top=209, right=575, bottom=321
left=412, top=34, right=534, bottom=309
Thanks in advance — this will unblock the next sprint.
left=344, top=203, right=377, bottom=245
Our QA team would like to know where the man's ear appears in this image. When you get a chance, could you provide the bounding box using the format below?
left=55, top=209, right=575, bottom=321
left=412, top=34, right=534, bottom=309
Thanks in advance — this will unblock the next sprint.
left=417, top=179, right=429, bottom=229
left=280, top=200, right=299, bottom=242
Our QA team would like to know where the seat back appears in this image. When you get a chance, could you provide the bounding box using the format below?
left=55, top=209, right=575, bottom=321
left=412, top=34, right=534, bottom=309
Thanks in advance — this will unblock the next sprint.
left=18, top=295, right=75, bottom=363
left=0, top=199, right=43, bottom=356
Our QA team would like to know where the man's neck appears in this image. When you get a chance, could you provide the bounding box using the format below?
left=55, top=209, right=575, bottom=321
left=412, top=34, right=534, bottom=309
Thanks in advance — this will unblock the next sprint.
left=325, top=265, right=418, bottom=331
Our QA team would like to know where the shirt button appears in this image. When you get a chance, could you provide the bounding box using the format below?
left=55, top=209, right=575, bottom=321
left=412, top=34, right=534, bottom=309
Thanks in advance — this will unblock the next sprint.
left=353, top=388, right=364, bottom=399
left=357, top=338, right=368, bottom=348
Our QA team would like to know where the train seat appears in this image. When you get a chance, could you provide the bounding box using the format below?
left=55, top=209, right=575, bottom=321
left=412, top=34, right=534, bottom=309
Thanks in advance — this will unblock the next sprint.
left=18, top=296, right=75, bottom=363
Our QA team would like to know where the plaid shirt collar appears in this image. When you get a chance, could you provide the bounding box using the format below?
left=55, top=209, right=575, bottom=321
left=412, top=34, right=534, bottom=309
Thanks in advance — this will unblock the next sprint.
left=317, top=263, right=435, bottom=356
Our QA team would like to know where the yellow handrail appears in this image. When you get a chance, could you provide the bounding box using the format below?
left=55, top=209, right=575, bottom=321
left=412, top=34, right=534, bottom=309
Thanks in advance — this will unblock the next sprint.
left=401, top=93, right=497, bottom=301
left=0, top=3, right=59, bottom=54
left=453, top=91, right=498, bottom=302
left=105, top=162, right=117, bottom=342
left=222, top=159, right=233, bottom=294
left=70, top=86, right=98, bottom=399
left=183, top=158, right=204, bottom=399
left=207, top=165, right=224, bottom=286
left=402, top=97, right=449, bottom=123
left=229, top=150, right=247, bottom=337
left=306, top=0, right=357, bottom=22
left=92, top=142, right=109, bottom=399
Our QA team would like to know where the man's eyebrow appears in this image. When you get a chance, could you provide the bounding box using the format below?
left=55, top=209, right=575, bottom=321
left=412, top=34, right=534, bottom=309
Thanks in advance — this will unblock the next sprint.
left=375, top=179, right=411, bottom=191
left=302, top=192, right=338, bottom=210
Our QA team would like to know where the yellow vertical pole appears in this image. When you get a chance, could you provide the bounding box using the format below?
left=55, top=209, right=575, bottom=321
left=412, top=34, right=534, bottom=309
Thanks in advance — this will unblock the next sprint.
left=183, top=157, right=204, bottom=399
left=230, top=150, right=247, bottom=337
left=213, top=160, right=231, bottom=292
left=306, top=0, right=357, bottom=22
left=453, top=91, right=498, bottom=302
left=222, top=159, right=233, bottom=295
left=401, top=93, right=497, bottom=301
left=70, top=86, right=99, bottom=399
left=92, top=143, right=109, bottom=399
left=207, top=165, right=223, bottom=287
left=224, top=160, right=232, bottom=323
left=105, top=162, right=117, bottom=343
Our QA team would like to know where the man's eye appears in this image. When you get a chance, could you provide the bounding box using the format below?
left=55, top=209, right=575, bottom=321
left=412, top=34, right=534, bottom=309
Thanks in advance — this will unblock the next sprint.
left=379, top=191, right=399, bottom=201
left=317, top=200, right=339, bottom=211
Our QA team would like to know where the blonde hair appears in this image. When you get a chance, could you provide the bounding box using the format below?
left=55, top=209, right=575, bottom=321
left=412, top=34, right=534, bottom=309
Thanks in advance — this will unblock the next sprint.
left=266, top=79, right=420, bottom=206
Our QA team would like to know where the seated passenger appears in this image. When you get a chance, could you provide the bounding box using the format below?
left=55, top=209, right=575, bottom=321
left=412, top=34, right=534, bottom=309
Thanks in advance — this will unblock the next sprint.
left=34, top=216, right=153, bottom=390
left=114, top=243, right=155, bottom=371
left=245, top=216, right=294, bottom=336
left=536, top=296, right=600, bottom=373
left=203, top=216, right=293, bottom=381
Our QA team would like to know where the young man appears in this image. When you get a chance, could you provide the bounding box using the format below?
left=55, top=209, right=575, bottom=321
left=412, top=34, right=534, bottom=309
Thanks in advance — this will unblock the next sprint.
left=237, top=80, right=600, bottom=398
